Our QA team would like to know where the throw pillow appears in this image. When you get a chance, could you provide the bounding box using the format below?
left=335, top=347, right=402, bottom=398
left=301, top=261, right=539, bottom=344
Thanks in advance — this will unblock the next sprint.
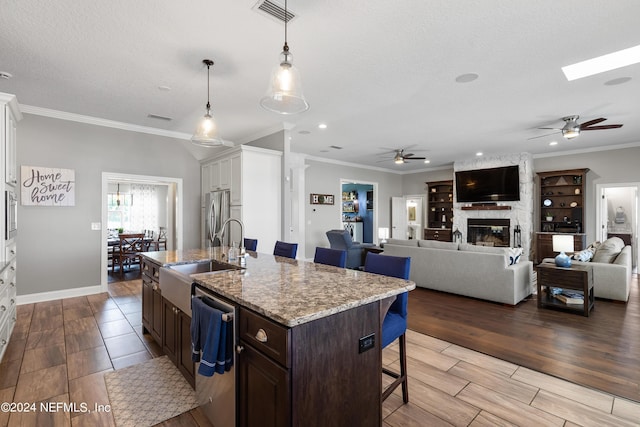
left=592, top=237, right=625, bottom=263
left=572, top=248, right=594, bottom=262
left=508, top=247, right=523, bottom=265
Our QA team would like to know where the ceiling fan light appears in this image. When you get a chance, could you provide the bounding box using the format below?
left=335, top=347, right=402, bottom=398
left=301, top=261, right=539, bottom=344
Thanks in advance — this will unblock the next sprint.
left=562, top=128, right=580, bottom=139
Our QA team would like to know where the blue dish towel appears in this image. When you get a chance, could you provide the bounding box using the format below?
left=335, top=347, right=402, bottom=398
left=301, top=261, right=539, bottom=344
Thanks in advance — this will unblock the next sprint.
left=190, top=296, right=233, bottom=376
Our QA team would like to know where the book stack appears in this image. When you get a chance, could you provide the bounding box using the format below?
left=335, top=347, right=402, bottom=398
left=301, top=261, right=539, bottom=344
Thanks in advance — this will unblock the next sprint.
left=554, top=290, right=584, bottom=305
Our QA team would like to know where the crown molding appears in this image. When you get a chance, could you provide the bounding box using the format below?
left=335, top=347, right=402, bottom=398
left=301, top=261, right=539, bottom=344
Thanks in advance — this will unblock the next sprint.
left=19, top=105, right=193, bottom=140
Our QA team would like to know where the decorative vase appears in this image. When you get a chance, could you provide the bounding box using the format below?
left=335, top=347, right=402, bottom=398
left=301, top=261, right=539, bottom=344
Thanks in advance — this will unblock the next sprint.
left=555, top=251, right=572, bottom=268
left=546, top=216, right=553, bottom=222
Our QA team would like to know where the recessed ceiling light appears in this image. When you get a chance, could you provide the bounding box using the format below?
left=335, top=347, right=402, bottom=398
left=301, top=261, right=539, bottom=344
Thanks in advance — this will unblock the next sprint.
left=455, top=73, right=479, bottom=83
left=318, top=123, right=327, bottom=129
left=604, top=76, right=632, bottom=86
left=562, top=44, right=640, bottom=81
left=476, top=152, right=483, bottom=156
left=298, top=130, right=311, bottom=134
left=549, top=141, right=558, bottom=146
left=0, top=71, right=13, bottom=80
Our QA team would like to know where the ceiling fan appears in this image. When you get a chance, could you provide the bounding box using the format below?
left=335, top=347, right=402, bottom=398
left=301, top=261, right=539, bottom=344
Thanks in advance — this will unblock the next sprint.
left=530, top=115, right=623, bottom=140
left=391, top=149, right=426, bottom=164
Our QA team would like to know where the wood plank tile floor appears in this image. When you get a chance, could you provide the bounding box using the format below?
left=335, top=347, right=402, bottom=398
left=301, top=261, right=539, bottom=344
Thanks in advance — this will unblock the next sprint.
left=0, top=280, right=638, bottom=426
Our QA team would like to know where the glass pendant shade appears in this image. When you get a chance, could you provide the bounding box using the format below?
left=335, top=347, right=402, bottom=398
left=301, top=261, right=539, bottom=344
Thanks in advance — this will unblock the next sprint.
left=260, top=48, right=309, bottom=115
left=192, top=108, right=225, bottom=146
left=192, top=59, right=231, bottom=147
left=561, top=118, right=581, bottom=139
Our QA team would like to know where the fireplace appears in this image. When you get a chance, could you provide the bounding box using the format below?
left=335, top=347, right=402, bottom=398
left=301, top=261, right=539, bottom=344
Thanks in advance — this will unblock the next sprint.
left=467, top=219, right=510, bottom=247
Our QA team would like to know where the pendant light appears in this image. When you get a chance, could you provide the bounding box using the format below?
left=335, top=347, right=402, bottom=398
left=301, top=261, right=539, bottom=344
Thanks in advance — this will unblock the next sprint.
left=192, top=59, right=228, bottom=146
left=259, top=0, right=309, bottom=115
left=116, top=183, right=121, bottom=207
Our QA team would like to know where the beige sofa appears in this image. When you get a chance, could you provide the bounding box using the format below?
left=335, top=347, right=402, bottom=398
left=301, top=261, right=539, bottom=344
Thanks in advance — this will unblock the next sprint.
left=382, top=239, right=533, bottom=305
left=542, top=237, right=632, bottom=302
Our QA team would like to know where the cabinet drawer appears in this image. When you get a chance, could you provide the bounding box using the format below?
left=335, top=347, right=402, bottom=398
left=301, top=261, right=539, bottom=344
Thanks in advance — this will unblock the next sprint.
left=142, top=259, right=160, bottom=282
left=5, top=242, right=16, bottom=261
left=239, top=308, right=290, bottom=367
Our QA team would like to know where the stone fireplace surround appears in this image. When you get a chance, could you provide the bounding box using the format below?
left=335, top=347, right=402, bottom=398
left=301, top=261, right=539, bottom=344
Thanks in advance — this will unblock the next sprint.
left=452, top=153, right=534, bottom=260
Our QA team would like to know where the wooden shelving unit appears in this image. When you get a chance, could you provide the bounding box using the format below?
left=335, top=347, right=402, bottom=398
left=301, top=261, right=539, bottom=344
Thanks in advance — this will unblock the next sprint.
left=537, top=168, right=588, bottom=232
left=425, top=180, right=453, bottom=241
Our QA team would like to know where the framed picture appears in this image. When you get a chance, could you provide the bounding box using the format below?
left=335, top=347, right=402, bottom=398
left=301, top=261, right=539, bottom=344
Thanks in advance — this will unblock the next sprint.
left=310, top=193, right=334, bottom=205
left=408, top=206, right=416, bottom=221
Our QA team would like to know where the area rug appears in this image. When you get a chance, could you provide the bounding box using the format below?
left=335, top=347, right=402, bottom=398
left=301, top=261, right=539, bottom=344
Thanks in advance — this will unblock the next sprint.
left=104, top=356, right=198, bottom=427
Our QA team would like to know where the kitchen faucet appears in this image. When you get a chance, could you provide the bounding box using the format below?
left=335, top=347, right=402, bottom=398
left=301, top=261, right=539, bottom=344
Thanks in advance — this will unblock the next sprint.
left=216, top=218, right=245, bottom=252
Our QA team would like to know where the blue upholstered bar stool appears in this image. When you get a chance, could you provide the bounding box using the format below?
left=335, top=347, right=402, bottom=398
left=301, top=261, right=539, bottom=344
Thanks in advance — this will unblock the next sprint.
left=243, top=238, right=258, bottom=252
left=273, top=241, right=298, bottom=259
left=364, top=252, right=411, bottom=403
left=313, top=247, right=347, bottom=268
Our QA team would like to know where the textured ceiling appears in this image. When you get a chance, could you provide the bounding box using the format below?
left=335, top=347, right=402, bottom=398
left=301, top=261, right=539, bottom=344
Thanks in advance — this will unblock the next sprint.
left=1, top=0, right=639, bottom=171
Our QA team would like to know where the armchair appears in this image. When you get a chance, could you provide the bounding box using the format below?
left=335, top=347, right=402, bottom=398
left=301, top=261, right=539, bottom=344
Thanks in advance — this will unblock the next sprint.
left=325, top=229, right=374, bottom=269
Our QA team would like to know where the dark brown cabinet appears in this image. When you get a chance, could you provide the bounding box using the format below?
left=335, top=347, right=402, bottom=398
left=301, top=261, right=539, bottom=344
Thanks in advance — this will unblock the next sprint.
left=535, top=233, right=586, bottom=264
left=238, top=343, right=289, bottom=427
left=162, top=297, right=195, bottom=388
left=426, top=180, right=453, bottom=241
left=237, top=301, right=382, bottom=427
left=141, top=259, right=162, bottom=343
left=537, top=168, right=588, bottom=232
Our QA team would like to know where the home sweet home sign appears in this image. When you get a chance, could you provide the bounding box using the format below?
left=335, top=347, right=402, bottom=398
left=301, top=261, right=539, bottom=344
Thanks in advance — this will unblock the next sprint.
left=21, top=165, right=75, bottom=206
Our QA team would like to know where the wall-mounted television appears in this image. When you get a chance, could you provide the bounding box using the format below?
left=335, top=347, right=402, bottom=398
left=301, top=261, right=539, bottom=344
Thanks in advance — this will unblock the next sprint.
left=455, top=165, right=520, bottom=203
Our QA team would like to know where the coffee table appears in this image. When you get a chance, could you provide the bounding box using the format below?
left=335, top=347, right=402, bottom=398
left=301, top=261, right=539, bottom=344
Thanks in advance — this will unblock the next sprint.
left=537, top=262, right=594, bottom=317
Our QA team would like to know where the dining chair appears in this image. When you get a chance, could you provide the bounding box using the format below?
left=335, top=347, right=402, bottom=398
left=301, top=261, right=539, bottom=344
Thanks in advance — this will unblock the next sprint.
left=243, top=238, right=258, bottom=252
left=152, top=226, right=167, bottom=251
left=273, top=241, right=298, bottom=259
left=313, top=247, right=347, bottom=268
left=116, top=233, right=146, bottom=277
left=364, top=252, right=411, bottom=403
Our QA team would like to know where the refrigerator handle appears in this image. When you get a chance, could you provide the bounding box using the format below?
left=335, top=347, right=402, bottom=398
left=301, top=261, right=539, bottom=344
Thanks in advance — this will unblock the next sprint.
left=209, top=196, right=216, bottom=244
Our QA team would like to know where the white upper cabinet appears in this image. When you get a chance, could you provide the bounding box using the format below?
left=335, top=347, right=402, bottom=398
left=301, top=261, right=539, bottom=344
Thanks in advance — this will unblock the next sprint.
left=4, top=107, right=17, bottom=186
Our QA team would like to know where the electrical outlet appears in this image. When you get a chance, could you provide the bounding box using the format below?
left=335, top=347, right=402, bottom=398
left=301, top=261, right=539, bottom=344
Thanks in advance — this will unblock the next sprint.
left=358, top=333, right=375, bottom=353
left=91, top=222, right=101, bottom=230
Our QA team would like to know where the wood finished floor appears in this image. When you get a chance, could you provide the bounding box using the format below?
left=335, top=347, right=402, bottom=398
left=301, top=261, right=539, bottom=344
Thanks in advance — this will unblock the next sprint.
left=0, top=278, right=638, bottom=426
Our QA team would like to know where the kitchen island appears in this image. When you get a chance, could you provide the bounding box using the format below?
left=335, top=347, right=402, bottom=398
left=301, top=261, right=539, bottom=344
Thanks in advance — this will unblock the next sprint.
left=140, top=248, right=415, bottom=427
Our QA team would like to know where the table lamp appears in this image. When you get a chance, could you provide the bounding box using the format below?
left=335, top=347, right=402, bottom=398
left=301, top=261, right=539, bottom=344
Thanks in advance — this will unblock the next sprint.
left=378, top=227, right=389, bottom=247
left=552, top=234, right=574, bottom=267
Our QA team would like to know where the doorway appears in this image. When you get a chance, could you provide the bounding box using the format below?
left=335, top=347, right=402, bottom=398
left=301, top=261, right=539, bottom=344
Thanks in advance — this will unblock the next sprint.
left=100, top=172, right=183, bottom=290
left=391, top=195, right=426, bottom=240
left=596, top=183, right=638, bottom=270
left=340, top=180, right=377, bottom=244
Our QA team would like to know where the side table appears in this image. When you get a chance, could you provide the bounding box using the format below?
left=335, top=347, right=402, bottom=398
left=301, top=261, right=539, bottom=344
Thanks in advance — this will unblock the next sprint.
left=537, top=263, right=594, bottom=316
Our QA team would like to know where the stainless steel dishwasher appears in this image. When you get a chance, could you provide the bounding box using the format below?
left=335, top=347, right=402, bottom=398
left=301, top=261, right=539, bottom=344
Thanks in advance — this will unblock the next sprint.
left=192, top=283, right=237, bottom=427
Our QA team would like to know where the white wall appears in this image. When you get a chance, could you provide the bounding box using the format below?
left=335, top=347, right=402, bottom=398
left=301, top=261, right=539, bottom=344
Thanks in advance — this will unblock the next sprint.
left=17, top=114, right=201, bottom=297
left=304, top=159, right=403, bottom=257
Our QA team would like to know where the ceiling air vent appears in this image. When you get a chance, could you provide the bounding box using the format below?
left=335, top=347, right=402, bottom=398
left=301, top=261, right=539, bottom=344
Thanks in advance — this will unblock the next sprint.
left=252, top=0, right=296, bottom=24
left=147, top=114, right=173, bottom=122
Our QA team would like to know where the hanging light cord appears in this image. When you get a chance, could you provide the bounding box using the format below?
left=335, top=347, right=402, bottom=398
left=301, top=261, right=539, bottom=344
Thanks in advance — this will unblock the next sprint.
left=283, top=0, right=289, bottom=53
left=205, top=60, right=211, bottom=112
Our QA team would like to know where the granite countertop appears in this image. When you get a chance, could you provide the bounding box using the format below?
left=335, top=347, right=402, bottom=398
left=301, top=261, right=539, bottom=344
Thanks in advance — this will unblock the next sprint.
left=141, top=248, right=415, bottom=327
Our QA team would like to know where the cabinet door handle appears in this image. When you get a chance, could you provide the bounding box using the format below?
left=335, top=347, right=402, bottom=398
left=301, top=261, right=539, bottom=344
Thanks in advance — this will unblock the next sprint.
left=1, top=339, right=6, bottom=346
left=236, top=345, right=244, bottom=354
left=152, top=284, right=158, bottom=291
left=0, top=305, right=5, bottom=312
left=255, top=328, right=268, bottom=343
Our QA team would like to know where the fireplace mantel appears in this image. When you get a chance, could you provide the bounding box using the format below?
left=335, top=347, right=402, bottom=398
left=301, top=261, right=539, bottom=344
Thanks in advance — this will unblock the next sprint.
left=461, top=206, right=512, bottom=211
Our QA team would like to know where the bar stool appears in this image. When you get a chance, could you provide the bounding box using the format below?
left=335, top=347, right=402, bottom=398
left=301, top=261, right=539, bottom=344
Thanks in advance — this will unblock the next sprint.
left=313, top=247, right=347, bottom=268
left=364, top=252, right=411, bottom=403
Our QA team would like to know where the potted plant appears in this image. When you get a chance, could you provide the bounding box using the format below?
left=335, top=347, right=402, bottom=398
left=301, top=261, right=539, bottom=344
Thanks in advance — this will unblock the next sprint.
left=118, top=227, right=124, bottom=234
left=545, top=212, right=554, bottom=222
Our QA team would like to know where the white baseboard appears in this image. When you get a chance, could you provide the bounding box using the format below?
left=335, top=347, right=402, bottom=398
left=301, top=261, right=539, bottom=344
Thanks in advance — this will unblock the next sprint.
left=17, top=285, right=104, bottom=305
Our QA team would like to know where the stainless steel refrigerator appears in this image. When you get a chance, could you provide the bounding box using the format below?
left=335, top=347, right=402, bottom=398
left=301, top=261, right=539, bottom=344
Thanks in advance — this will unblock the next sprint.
left=204, top=189, right=230, bottom=247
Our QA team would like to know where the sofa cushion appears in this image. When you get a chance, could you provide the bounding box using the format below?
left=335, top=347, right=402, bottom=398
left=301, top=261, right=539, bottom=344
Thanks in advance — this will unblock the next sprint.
left=386, top=238, right=418, bottom=247
left=460, top=243, right=522, bottom=267
left=418, top=240, right=459, bottom=251
left=592, top=237, right=625, bottom=263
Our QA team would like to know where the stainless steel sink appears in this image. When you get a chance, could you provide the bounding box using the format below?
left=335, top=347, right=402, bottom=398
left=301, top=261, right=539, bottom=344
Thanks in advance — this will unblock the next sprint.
left=160, top=261, right=240, bottom=316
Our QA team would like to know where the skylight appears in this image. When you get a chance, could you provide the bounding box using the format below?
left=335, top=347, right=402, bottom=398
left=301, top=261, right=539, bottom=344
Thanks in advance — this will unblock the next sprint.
left=562, top=44, right=640, bottom=81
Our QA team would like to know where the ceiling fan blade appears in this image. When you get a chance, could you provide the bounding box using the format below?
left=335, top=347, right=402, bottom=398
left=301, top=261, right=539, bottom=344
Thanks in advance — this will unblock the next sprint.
left=528, top=131, right=560, bottom=140
left=579, top=118, right=606, bottom=128
left=581, top=124, right=623, bottom=130
left=404, top=156, right=426, bottom=160
left=537, top=127, right=562, bottom=130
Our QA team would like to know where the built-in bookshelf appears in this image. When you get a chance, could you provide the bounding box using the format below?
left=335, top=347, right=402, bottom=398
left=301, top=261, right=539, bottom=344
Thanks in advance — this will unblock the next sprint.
left=426, top=180, right=453, bottom=240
